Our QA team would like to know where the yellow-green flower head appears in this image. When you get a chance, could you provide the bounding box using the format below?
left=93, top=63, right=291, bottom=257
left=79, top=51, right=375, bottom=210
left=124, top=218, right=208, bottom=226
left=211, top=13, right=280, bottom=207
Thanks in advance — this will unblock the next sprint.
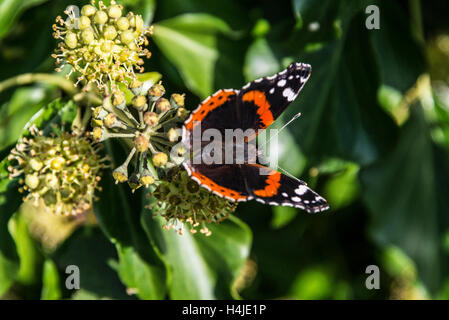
left=148, top=169, right=238, bottom=236
left=92, top=81, right=189, bottom=192
left=8, top=126, right=106, bottom=216
left=52, top=0, right=153, bottom=92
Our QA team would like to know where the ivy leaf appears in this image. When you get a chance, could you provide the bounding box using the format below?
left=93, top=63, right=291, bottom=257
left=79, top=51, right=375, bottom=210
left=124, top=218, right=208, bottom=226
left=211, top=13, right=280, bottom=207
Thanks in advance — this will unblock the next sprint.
left=141, top=204, right=252, bottom=299
left=0, top=158, right=21, bottom=296
left=0, top=0, right=49, bottom=39
left=152, top=13, right=235, bottom=99
left=95, top=140, right=167, bottom=300
left=360, top=105, right=449, bottom=293
left=40, top=259, right=62, bottom=300
left=53, top=227, right=130, bottom=300
left=0, top=86, right=58, bottom=151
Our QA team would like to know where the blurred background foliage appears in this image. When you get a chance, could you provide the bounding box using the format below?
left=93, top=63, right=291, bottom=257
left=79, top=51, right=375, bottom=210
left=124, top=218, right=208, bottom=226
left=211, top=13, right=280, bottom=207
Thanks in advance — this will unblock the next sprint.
left=1, top=0, right=449, bottom=300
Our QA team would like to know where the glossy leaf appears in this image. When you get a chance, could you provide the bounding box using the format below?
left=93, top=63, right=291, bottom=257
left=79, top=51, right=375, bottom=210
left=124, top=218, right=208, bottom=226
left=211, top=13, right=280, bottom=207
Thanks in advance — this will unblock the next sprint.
left=53, top=227, right=130, bottom=300
left=360, top=105, right=448, bottom=292
left=0, top=0, right=49, bottom=39
left=0, top=158, right=20, bottom=296
left=41, top=259, right=62, bottom=300
left=142, top=206, right=252, bottom=299
left=152, top=13, right=234, bottom=98
left=95, top=140, right=167, bottom=300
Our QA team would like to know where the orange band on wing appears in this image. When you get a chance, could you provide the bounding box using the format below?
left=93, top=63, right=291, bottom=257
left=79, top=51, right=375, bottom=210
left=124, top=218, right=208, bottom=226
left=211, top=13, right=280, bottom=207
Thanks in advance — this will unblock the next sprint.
left=242, top=90, right=274, bottom=129
left=190, top=170, right=247, bottom=201
left=185, top=90, right=236, bottom=131
left=253, top=166, right=281, bottom=198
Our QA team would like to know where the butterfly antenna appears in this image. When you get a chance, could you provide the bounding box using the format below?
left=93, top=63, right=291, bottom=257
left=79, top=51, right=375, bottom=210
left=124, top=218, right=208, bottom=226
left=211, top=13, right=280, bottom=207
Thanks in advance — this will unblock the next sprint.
left=276, top=165, right=303, bottom=183
left=268, top=112, right=301, bottom=144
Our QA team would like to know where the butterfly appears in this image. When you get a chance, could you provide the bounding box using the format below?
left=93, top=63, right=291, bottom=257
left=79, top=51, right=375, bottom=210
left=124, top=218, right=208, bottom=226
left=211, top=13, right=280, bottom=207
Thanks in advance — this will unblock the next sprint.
left=181, top=62, right=329, bottom=213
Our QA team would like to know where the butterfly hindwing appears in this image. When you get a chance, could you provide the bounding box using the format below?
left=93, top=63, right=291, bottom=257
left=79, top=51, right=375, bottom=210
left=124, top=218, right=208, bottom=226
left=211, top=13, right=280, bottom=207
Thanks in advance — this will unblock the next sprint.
left=183, top=163, right=251, bottom=202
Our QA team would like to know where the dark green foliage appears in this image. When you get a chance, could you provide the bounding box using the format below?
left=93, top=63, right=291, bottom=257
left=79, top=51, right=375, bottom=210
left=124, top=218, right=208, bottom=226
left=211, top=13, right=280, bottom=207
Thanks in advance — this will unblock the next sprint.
left=1, top=0, right=448, bottom=300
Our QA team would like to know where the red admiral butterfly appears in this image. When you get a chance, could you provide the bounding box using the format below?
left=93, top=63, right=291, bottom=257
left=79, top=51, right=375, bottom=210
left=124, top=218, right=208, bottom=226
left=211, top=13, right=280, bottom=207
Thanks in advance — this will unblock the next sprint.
left=181, top=62, right=329, bottom=213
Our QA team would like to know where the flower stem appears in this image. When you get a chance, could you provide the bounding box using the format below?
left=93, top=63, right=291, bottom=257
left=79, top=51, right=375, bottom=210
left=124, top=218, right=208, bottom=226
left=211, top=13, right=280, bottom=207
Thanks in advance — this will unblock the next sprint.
left=0, top=73, right=77, bottom=96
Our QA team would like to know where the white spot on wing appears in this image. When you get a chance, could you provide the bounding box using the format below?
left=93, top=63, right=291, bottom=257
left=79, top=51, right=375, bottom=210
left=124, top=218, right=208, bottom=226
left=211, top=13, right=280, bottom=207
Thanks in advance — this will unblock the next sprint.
left=269, top=88, right=275, bottom=94
left=277, top=79, right=287, bottom=87
left=282, top=87, right=296, bottom=102
left=292, top=196, right=302, bottom=202
left=295, top=185, right=308, bottom=195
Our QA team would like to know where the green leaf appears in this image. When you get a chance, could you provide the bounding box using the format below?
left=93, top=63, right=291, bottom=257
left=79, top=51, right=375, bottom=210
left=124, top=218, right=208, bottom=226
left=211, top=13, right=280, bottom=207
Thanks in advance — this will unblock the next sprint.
left=95, top=140, right=166, bottom=300
left=116, top=244, right=166, bottom=299
left=360, top=105, right=448, bottom=293
left=0, top=158, right=21, bottom=296
left=0, top=0, right=49, bottom=39
left=9, top=210, right=44, bottom=286
left=286, top=10, right=398, bottom=165
left=370, top=0, right=425, bottom=92
left=152, top=13, right=234, bottom=99
left=53, top=227, right=130, bottom=300
left=322, top=162, right=360, bottom=210
left=41, top=259, right=62, bottom=300
left=0, top=86, right=58, bottom=150
left=142, top=209, right=252, bottom=299
left=244, top=38, right=280, bottom=82
left=122, top=0, right=156, bottom=24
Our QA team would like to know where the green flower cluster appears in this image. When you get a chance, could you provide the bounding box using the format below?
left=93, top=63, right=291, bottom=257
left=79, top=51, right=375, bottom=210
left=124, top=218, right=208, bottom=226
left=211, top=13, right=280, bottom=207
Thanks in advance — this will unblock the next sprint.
left=149, top=169, right=238, bottom=236
left=8, top=126, right=106, bottom=216
left=52, top=0, right=152, bottom=91
left=91, top=79, right=189, bottom=191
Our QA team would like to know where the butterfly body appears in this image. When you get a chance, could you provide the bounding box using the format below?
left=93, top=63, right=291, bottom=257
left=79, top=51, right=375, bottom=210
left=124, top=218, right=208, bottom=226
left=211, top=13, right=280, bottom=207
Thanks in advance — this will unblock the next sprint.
left=182, top=62, right=329, bottom=213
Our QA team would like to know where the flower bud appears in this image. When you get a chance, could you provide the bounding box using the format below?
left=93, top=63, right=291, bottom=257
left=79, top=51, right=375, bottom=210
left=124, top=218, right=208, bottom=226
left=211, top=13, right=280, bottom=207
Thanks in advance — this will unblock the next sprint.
left=132, top=95, right=147, bottom=110
left=108, top=4, right=122, bottom=19
left=176, top=108, right=189, bottom=120
left=148, top=83, right=165, bottom=101
left=50, top=156, right=66, bottom=171
left=81, top=29, right=95, bottom=44
left=92, top=127, right=104, bottom=142
left=94, top=10, right=108, bottom=24
left=112, top=165, right=128, bottom=183
left=143, top=112, right=158, bottom=127
left=155, top=98, right=171, bottom=113
left=152, top=152, right=168, bottom=168
left=78, top=16, right=91, bottom=29
left=129, top=79, right=143, bottom=91
left=101, top=40, right=113, bottom=53
left=140, top=170, right=155, bottom=186
left=104, top=113, right=116, bottom=128
left=120, top=29, right=136, bottom=45
left=65, top=32, right=78, bottom=49
left=81, top=5, right=96, bottom=17
left=171, top=93, right=185, bottom=108
left=112, top=91, right=126, bottom=106
left=167, top=128, right=180, bottom=142
left=134, top=134, right=150, bottom=153
left=116, top=17, right=130, bottom=31
left=29, top=158, right=43, bottom=171
left=104, top=25, right=117, bottom=40
left=186, top=180, right=200, bottom=194
left=45, top=174, right=59, bottom=189
left=25, top=174, right=40, bottom=190
left=134, top=15, right=144, bottom=33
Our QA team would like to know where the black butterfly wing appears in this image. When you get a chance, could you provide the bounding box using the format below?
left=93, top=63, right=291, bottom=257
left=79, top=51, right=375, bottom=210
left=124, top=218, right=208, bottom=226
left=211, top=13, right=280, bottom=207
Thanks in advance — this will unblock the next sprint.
left=241, top=163, right=329, bottom=213
left=235, top=62, right=311, bottom=132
